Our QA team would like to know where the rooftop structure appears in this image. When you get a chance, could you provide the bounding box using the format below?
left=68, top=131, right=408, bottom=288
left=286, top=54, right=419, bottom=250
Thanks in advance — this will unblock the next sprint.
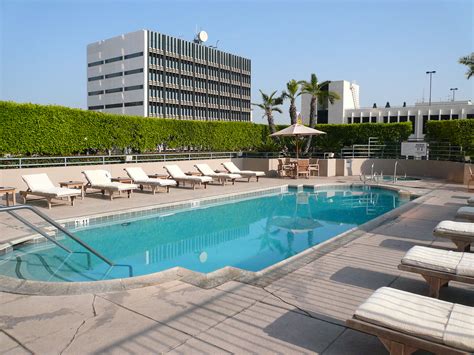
left=87, top=30, right=251, bottom=122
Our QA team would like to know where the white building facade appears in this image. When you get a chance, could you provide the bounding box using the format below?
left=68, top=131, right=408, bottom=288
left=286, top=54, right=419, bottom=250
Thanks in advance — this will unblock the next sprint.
left=87, top=30, right=251, bottom=121
left=301, top=80, right=473, bottom=139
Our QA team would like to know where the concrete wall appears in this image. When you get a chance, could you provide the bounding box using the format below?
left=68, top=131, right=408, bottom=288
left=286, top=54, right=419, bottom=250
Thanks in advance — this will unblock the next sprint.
left=340, top=158, right=468, bottom=183
left=0, top=158, right=244, bottom=190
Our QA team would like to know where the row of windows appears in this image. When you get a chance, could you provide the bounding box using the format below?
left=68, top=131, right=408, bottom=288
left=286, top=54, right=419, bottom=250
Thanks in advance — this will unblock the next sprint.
left=148, top=87, right=249, bottom=105
left=148, top=102, right=248, bottom=119
left=148, top=31, right=251, bottom=71
left=88, top=85, right=143, bottom=96
left=89, top=101, right=143, bottom=110
left=88, top=52, right=143, bottom=67
left=147, top=64, right=250, bottom=83
left=88, top=68, right=144, bottom=82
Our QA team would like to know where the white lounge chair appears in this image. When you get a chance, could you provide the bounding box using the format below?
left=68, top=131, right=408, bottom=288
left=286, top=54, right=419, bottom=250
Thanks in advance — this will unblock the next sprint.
left=163, top=165, right=212, bottom=189
left=399, top=246, right=474, bottom=297
left=194, top=164, right=241, bottom=185
left=457, top=206, right=474, bottom=221
left=221, top=162, right=265, bottom=182
left=82, top=170, right=137, bottom=200
left=433, top=220, right=474, bottom=251
left=347, top=287, right=474, bottom=354
left=21, top=173, right=81, bottom=209
left=124, top=167, right=176, bottom=194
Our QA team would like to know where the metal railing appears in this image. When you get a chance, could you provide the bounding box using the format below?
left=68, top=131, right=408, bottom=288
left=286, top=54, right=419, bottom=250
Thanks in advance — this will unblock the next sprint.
left=1, top=205, right=133, bottom=278
left=0, top=151, right=240, bottom=169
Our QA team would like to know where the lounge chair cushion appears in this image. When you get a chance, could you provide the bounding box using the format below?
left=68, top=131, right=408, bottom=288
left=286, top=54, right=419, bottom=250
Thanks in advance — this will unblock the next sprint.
left=457, top=253, right=474, bottom=277
left=125, top=167, right=177, bottom=187
left=165, top=165, right=212, bottom=183
left=468, top=196, right=474, bottom=206
left=125, top=167, right=149, bottom=181
left=456, top=206, right=474, bottom=220
left=401, top=246, right=474, bottom=277
left=223, top=162, right=265, bottom=176
left=91, top=182, right=137, bottom=191
left=83, top=170, right=112, bottom=185
left=355, top=287, right=452, bottom=344
left=443, top=304, right=474, bottom=352
left=433, top=220, right=474, bottom=238
left=22, top=173, right=56, bottom=191
left=355, top=287, right=474, bottom=351
left=195, top=164, right=241, bottom=179
left=22, top=174, right=81, bottom=197
left=401, top=246, right=462, bottom=273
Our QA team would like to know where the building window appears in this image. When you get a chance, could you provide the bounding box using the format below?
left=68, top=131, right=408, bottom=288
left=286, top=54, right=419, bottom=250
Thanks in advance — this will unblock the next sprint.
left=452, top=114, right=459, bottom=119
left=88, top=60, right=103, bottom=67
left=371, top=117, right=377, bottom=123
left=88, top=90, right=104, bottom=96
left=88, top=105, right=104, bottom=110
left=354, top=117, right=361, bottom=124
left=105, top=87, right=123, bottom=94
left=105, top=72, right=123, bottom=78
left=124, top=101, right=143, bottom=107
left=124, top=68, right=143, bottom=75
left=399, top=116, right=408, bottom=122
left=441, top=114, right=450, bottom=120
left=88, top=75, right=104, bottom=82
left=125, top=85, right=144, bottom=91
left=105, top=103, right=123, bottom=109
left=389, top=116, right=397, bottom=123
left=467, top=114, right=474, bottom=119
left=362, top=116, right=370, bottom=123
left=124, top=52, right=143, bottom=60
left=105, top=55, right=123, bottom=63
left=383, top=116, right=388, bottom=123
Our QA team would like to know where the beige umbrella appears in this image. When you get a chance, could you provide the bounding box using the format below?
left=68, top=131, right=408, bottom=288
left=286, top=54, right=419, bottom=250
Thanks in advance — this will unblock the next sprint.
left=270, top=123, right=326, bottom=159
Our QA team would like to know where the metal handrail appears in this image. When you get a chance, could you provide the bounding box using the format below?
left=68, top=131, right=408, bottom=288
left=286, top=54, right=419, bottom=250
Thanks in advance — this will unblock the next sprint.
left=1, top=205, right=133, bottom=277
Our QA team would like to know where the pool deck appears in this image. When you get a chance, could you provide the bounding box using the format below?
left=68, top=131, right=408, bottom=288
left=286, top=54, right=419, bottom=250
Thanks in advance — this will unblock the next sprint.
left=1, top=176, right=473, bottom=354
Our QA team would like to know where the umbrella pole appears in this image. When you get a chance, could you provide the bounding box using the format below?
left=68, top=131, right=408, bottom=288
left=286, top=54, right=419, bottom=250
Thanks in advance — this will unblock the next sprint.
left=296, top=136, right=299, bottom=160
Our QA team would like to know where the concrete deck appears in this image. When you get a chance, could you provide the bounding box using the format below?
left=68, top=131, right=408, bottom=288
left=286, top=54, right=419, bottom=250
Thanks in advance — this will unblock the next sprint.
left=1, top=176, right=473, bottom=354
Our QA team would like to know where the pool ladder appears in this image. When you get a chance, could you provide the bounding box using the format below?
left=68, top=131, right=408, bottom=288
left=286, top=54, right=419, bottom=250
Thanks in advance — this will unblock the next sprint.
left=0, top=205, right=133, bottom=278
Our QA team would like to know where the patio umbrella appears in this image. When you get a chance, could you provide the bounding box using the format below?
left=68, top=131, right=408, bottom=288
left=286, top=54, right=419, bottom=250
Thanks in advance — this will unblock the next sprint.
left=269, top=123, right=326, bottom=159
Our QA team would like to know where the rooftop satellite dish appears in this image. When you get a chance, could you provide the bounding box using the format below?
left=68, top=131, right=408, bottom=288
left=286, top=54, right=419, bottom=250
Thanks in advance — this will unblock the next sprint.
left=198, top=30, right=208, bottom=42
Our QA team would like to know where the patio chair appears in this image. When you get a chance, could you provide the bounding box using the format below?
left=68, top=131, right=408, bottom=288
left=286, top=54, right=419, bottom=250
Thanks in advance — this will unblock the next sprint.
left=433, top=220, right=474, bottom=252
left=308, top=158, right=320, bottom=176
left=456, top=206, right=474, bottom=221
left=194, top=164, right=241, bottom=185
left=295, top=159, right=310, bottom=179
left=163, top=165, right=212, bottom=189
left=82, top=170, right=137, bottom=200
left=21, top=173, right=81, bottom=209
left=398, top=246, right=474, bottom=298
left=346, top=287, right=474, bottom=354
left=124, top=167, right=176, bottom=194
left=277, top=158, right=293, bottom=178
left=221, top=162, right=265, bottom=182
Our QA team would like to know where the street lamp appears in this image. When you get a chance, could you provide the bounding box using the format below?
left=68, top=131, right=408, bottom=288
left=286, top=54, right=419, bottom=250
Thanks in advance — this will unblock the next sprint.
left=426, top=71, right=436, bottom=106
left=450, top=88, right=458, bottom=102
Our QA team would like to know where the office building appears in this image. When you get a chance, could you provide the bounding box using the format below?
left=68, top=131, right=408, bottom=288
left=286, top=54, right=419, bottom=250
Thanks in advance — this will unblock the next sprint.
left=87, top=30, right=251, bottom=121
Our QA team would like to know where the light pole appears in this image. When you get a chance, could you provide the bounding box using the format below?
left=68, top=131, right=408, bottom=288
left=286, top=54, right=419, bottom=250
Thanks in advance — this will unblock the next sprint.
left=426, top=71, right=436, bottom=106
left=450, top=88, right=458, bottom=102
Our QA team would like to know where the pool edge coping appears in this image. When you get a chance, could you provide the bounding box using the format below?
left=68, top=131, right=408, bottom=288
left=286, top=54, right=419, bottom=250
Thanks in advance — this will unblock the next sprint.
left=0, top=183, right=429, bottom=295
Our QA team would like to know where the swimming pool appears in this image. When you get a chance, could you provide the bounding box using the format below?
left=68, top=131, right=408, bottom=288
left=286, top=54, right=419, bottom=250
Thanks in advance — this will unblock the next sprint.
left=381, top=176, right=421, bottom=182
left=0, top=185, right=410, bottom=282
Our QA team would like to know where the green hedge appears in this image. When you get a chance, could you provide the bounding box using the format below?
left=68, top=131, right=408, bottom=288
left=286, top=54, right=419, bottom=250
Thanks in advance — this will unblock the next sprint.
left=425, top=119, right=474, bottom=153
left=0, top=101, right=412, bottom=156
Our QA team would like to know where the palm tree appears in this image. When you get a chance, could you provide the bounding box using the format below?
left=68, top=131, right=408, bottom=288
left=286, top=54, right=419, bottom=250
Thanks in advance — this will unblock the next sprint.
left=252, top=90, right=283, bottom=135
left=459, top=53, right=473, bottom=79
left=282, top=79, right=301, bottom=124
left=300, top=73, right=341, bottom=153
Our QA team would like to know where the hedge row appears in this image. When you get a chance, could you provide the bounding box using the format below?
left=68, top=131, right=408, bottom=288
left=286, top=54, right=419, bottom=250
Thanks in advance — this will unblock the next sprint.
left=425, top=119, right=474, bottom=153
left=0, top=101, right=412, bottom=156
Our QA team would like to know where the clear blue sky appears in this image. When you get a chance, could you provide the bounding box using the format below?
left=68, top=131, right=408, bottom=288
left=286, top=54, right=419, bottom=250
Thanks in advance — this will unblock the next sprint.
left=1, top=0, right=473, bottom=124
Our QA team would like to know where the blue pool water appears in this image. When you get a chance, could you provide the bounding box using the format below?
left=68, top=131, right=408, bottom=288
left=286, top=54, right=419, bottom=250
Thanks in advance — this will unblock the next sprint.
left=0, top=186, right=410, bottom=282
